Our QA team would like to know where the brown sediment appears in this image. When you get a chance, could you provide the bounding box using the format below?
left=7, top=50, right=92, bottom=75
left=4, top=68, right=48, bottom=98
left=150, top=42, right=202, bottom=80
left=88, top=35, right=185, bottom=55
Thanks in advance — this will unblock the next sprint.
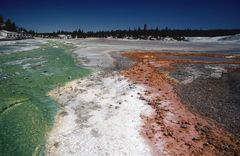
left=122, top=51, right=240, bottom=58
left=121, top=52, right=240, bottom=156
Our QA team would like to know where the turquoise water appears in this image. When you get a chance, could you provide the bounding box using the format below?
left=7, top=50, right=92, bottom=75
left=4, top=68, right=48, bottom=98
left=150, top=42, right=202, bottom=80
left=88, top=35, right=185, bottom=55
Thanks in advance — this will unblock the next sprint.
left=0, top=41, right=91, bottom=155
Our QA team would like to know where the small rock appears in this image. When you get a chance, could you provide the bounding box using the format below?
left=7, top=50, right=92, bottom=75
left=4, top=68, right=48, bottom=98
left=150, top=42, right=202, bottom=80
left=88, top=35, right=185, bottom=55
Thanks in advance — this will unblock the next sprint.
left=139, top=95, right=145, bottom=100
left=200, top=126, right=209, bottom=133
left=180, top=124, right=188, bottom=129
left=208, top=139, right=215, bottom=145
left=148, top=102, right=153, bottom=105
left=185, top=142, right=191, bottom=147
left=222, top=144, right=231, bottom=151
left=54, top=142, right=59, bottom=148
left=155, top=100, right=161, bottom=105
left=115, top=106, right=120, bottom=109
left=192, top=137, right=200, bottom=141
left=122, top=93, right=126, bottom=96
left=59, top=111, right=68, bottom=116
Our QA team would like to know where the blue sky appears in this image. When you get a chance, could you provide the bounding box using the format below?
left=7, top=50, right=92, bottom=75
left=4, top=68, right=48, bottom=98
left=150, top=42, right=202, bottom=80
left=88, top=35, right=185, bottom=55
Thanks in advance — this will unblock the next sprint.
left=1, top=0, right=240, bottom=32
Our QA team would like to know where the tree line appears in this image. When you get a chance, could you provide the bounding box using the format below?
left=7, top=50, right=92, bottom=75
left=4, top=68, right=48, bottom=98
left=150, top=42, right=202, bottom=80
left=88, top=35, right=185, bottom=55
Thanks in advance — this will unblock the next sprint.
left=1, top=15, right=240, bottom=40
left=37, top=25, right=240, bottom=40
left=0, top=15, right=28, bottom=33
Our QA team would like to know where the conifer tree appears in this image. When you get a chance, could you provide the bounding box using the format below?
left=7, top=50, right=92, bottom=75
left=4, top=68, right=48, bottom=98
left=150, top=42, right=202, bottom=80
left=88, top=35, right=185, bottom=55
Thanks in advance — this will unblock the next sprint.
left=0, top=15, right=4, bottom=24
left=4, top=19, right=17, bottom=32
left=144, top=24, right=147, bottom=31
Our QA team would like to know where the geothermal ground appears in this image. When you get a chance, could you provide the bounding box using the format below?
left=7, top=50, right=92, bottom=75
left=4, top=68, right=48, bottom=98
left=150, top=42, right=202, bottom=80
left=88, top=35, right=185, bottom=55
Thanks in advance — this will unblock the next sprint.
left=43, top=38, right=240, bottom=156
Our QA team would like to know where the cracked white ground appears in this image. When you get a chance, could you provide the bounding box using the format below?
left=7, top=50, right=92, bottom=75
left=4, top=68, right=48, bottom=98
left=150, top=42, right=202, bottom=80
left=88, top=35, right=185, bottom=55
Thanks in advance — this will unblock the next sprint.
left=46, top=73, right=153, bottom=156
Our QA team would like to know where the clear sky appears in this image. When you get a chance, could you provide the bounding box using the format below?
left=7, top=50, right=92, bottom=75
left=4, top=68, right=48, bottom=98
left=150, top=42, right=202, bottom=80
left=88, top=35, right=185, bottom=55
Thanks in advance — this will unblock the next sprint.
left=1, top=0, right=240, bottom=32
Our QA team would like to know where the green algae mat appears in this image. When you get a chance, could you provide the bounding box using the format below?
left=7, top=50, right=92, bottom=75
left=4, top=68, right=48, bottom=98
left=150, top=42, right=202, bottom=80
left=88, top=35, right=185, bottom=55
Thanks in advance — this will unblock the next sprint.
left=0, top=41, right=91, bottom=155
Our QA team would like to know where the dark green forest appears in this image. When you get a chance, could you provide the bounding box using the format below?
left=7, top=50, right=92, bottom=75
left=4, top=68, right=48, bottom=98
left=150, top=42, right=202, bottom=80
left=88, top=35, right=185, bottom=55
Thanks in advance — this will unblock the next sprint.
left=1, top=15, right=240, bottom=40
